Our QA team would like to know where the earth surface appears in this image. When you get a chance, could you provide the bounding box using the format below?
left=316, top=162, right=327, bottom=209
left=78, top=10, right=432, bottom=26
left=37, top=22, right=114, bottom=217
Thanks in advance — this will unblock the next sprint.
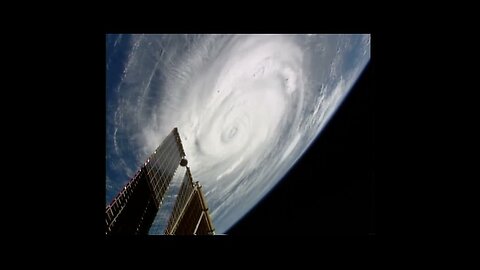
left=106, top=34, right=371, bottom=234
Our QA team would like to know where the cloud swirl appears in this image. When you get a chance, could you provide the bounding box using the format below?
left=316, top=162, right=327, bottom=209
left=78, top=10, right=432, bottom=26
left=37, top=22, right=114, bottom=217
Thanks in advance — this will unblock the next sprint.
left=106, top=34, right=370, bottom=232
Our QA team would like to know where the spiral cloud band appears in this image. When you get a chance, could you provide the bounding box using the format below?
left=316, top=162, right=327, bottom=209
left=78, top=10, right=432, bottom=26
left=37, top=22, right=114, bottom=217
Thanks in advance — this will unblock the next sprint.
left=106, top=34, right=371, bottom=233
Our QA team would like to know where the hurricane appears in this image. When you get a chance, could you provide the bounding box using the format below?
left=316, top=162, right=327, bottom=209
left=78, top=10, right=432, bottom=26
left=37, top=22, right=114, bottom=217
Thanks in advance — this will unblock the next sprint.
left=106, top=34, right=371, bottom=233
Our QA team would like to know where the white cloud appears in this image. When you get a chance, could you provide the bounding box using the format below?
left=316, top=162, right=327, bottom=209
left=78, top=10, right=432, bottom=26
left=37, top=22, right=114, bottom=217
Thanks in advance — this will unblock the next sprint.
left=107, top=34, right=371, bottom=233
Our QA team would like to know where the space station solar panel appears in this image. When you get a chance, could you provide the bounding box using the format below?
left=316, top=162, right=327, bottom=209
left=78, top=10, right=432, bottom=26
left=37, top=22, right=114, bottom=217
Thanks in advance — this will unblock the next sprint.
left=106, top=127, right=214, bottom=235
left=165, top=167, right=215, bottom=235
left=145, top=128, right=185, bottom=207
left=164, top=168, right=195, bottom=234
